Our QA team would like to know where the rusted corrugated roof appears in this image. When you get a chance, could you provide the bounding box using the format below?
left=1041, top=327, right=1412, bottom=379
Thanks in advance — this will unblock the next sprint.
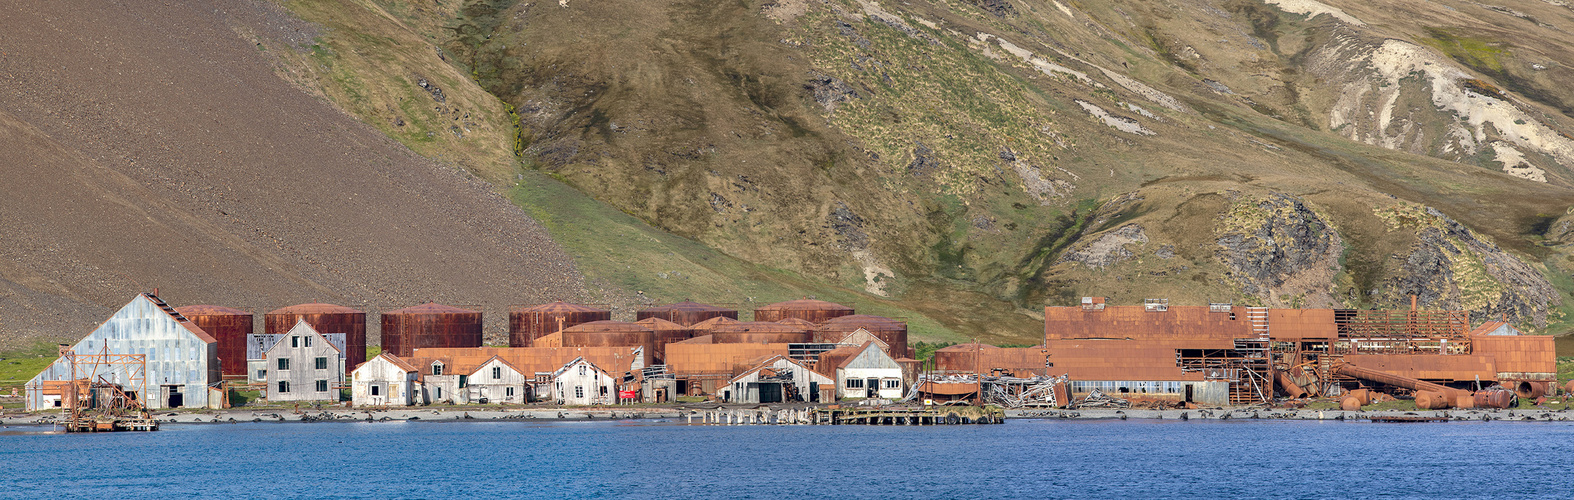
left=776, top=317, right=819, bottom=328
left=634, top=317, right=688, bottom=332
left=269, top=303, right=362, bottom=315
left=690, top=316, right=741, bottom=330
left=175, top=304, right=250, bottom=316
left=510, top=301, right=609, bottom=314
left=384, top=302, right=480, bottom=315
left=712, top=321, right=811, bottom=333
left=563, top=320, right=654, bottom=333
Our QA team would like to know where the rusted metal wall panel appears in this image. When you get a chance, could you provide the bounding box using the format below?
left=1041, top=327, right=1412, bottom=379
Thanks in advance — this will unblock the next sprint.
left=664, top=342, right=792, bottom=376
left=380, top=304, right=482, bottom=358
left=814, top=315, right=909, bottom=361
left=711, top=322, right=812, bottom=344
left=177, top=305, right=252, bottom=377
left=635, top=301, right=738, bottom=326
left=1469, top=335, right=1556, bottom=375
left=1044, top=305, right=1251, bottom=342
left=753, top=299, right=854, bottom=323
left=1266, top=309, right=1337, bottom=340
left=1342, top=354, right=1496, bottom=381
left=508, top=302, right=611, bottom=347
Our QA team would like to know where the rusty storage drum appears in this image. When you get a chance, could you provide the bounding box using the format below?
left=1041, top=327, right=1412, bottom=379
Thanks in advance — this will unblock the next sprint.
left=381, top=303, right=483, bottom=357
left=562, top=321, right=656, bottom=358
left=176, top=305, right=252, bottom=378
left=509, top=302, right=611, bottom=347
left=635, top=317, right=694, bottom=363
left=635, top=301, right=738, bottom=326
left=752, top=299, right=854, bottom=323
left=1512, top=381, right=1546, bottom=399
left=815, top=315, right=909, bottom=357
left=267, top=303, right=367, bottom=369
left=1473, top=389, right=1516, bottom=409
left=1414, top=391, right=1448, bottom=410
left=1340, top=397, right=1362, bottom=411
left=711, top=322, right=812, bottom=344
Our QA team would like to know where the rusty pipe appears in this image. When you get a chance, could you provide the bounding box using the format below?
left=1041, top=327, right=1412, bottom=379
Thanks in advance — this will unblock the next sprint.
left=1335, top=362, right=1472, bottom=407
left=1276, top=371, right=1306, bottom=398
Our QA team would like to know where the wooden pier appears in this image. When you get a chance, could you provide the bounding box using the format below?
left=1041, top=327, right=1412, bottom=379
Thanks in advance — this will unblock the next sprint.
left=687, top=405, right=1004, bottom=425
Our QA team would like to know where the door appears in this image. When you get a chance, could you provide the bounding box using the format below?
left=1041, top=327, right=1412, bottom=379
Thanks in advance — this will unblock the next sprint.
left=759, top=382, right=783, bottom=404
left=809, top=382, right=819, bottom=403
left=1184, top=384, right=1194, bottom=403
left=866, top=378, right=878, bottom=398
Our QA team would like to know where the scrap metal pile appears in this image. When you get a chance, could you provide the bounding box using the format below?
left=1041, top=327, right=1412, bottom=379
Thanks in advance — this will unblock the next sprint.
left=1067, top=389, right=1129, bottom=409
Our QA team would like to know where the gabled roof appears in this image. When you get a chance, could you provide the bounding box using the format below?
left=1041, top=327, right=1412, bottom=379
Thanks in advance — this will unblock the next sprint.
left=1467, top=321, right=1518, bottom=336
left=726, top=355, right=821, bottom=385
left=835, top=328, right=889, bottom=349
left=473, top=355, right=526, bottom=377
left=362, top=352, right=419, bottom=373
left=550, top=356, right=610, bottom=378
left=838, top=341, right=897, bottom=371
left=140, top=293, right=218, bottom=344
left=273, top=319, right=343, bottom=355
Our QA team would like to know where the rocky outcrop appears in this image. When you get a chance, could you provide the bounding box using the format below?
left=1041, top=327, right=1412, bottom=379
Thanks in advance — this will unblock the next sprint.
left=1215, top=193, right=1344, bottom=308
left=1378, top=204, right=1560, bottom=327
left=1063, top=224, right=1148, bottom=269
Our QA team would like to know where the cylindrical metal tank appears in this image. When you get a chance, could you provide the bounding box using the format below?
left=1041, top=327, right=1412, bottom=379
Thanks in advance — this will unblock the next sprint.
left=690, top=316, right=741, bottom=336
left=1340, top=397, right=1362, bottom=411
left=711, top=322, right=812, bottom=344
left=562, top=321, right=656, bottom=362
left=381, top=303, right=483, bottom=357
left=1345, top=388, right=1371, bottom=406
left=1414, top=390, right=1450, bottom=410
left=815, top=314, right=909, bottom=357
left=1565, top=380, right=1574, bottom=396
left=1473, top=389, right=1516, bottom=409
left=635, top=317, right=694, bottom=364
left=1512, top=380, right=1546, bottom=399
left=752, top=299, right=854, bottom=323
left=776, top=317, right=819, bottom=329
left=509, top=302, right=611, bottom=347
left=635, top=301, right=738, bottom=326
left=266, top=303, right=366, bottom=369
left=176, top=305, right=252, bottom=378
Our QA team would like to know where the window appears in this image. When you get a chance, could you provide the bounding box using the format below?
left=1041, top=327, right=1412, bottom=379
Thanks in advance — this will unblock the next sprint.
left=316, top=380, right=328, bottom=392
left=371, top=385, right=380, bottom=396
left=506, top=387, right=515, bottom=397
left=599, top=386, right=608, bottom=395
left=278, top=381, right=290, bottom=393
left=277, top=358, right=290, bottom=370
left=258, top=370, right=267, bottom=379
left=436, top=387, right=443, bottom=399
left=315, top=357, right=328, bottom=370
left=846, top=379, right=864, bottom=389
left=493, top=367, right=502, bottom=379
left=459, top=375, right=468, bottom=388
left=575, top=386, right=584, bottom=398
left=432, top=363, right=444, bottom=376
left=304, top=336, right=313, bottom=348
left=883, top=379, right=900, bottom=389
left=578, top=365, right=586, bottom=376
left=291, top=336, right=299, bottom=348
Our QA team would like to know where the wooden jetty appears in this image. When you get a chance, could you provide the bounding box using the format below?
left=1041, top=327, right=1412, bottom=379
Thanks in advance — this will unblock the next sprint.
left=688, top=405, right=1004, bottom=425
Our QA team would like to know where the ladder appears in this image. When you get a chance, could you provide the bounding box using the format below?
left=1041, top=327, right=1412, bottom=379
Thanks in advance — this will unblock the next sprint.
left=1247, top=307, right=1269, bottom=341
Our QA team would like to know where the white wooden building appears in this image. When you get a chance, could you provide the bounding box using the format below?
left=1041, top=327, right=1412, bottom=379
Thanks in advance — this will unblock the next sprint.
left=831, top=342, right=905, bottom=399
left=26, top=293, right=221, bottom=410
left=247, top=331, right=346, bottom=383
left=721, top=355, right=834, bottom=404
left=350, top=353, right=420, bottom=406
left=417, top=358, right=467, bottom=405
left=547, top=357, right=618, bottom=405
left=264, top=320, right=345, bottom=402
left=466, top=356, right=530, bottom=404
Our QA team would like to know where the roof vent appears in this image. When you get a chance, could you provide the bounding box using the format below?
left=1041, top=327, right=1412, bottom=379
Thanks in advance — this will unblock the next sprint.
left=1143, top=298, right=1169, bottom=312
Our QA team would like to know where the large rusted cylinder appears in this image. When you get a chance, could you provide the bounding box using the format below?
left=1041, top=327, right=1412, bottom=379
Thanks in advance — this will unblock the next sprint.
left=381, top=303, right=483, bottom=357
left=635, top=301, right=737, bottom=326
left=176, top=305, right=252, bottom=378
left=509, top=302, right=610, bottom=347
left=1276, top=372, right=1306, bottom=398
left=562, top=321, right=656, bottom=359
left=753, top=299, right=854, bottom=323
left=267, top=303, right=366, bottom=369
left=690, top=316, right=741, bottom=336
left=1512, top=381, right=1546, bottom=399
left=1473, top=389, right=1516, bottom=409
left=635, top=317, right=694, bottom=364
left=1346, top=389, right=1372, bottom=406
left=1334, top=363, right=1453, bottom=394
left=815, top=314, right=909, bottom=357
left=1414, top=391, right=1451, bottom=410
left=711, top=322, right=812, bottom=344
left=1341, top=397, right=1362, bottom=411
left=1565, top=380, right=1574, bottom=396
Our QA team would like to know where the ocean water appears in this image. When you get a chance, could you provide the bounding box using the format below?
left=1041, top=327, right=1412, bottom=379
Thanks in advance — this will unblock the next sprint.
left=2, top=418, right=1570, bottom=499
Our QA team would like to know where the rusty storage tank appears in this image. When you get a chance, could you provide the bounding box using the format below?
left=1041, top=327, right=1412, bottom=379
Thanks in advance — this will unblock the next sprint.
left=1473, top=389, right=1516, bottom=409
left=381, top=303, right=483, bottom=358
left=562, top=321, right=656, bottom=358
left=176, top=305, right=252, bottom=378
left=690, top=316, right=741, bottom=335
left=1340, top=397, right=1362, bottom=411
left=267, top=303, right=367, bottom=369
left=1512, top=381, right=1547, bottom=399
left=815, top=315, right=909, bottom=357
left=776, top=317, right=819, bottom=329
left=711, top=322, right=812, bottom=344
left=1414, top=391, right=1450, bottom=410
left=635, top=301, right=738, bottom=326
left=635, top=317, right=694, bottom=363
left=509, top=302, right=611, bottom=347
left=753, top=299, right=854, bottom=323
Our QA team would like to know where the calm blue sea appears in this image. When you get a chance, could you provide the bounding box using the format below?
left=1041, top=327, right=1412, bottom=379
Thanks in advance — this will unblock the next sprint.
left=1, top=418, right=1570, bottom=499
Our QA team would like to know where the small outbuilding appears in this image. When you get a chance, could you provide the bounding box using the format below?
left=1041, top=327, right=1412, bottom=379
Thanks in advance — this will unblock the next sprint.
left=547, top=357, right=618, bottom=405
left=466, top=356, right=531, bottom=404
left=351, top=353, right=420, bottom=407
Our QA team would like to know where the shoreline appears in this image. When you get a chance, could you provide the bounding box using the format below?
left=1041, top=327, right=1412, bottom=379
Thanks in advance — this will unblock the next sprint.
left=3, top=406, right=1571, bottom=426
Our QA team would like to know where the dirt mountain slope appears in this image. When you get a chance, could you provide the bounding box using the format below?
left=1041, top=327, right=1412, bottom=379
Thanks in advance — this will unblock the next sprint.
left=0, top=0, right=585, bottom=348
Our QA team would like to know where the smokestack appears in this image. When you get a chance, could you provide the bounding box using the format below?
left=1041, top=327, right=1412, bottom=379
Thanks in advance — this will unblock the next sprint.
left=1410, top=295, right=1417, bottom=311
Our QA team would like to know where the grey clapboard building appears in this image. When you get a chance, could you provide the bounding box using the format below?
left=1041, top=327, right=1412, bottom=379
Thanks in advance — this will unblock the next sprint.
left=25, top=293, right=220, bottom=410
left=248, top=331, right=347, bottom=383
left=264, top=319, right=346, bottom=402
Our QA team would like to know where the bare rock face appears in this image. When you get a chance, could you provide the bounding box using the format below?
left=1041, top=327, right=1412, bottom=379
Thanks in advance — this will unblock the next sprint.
left=1215, top=193, right=1344, bottom=308
left=1378, top=204, right=1560, bottom=327
left=1063, top=224, right=1148, bottom=269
